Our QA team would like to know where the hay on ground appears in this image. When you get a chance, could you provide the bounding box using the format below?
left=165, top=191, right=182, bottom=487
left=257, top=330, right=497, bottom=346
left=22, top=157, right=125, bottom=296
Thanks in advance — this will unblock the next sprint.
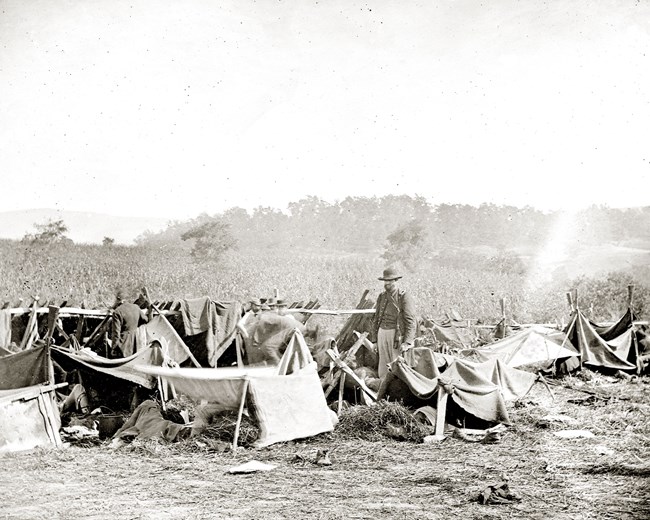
left=334, top=400, right=433, bottom=443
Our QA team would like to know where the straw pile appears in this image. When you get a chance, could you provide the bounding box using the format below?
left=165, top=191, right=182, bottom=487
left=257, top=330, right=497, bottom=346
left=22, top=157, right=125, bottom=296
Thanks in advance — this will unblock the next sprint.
left=334, top=400, right=433, bottom=443
left=200, top=411, right=260, bottom=446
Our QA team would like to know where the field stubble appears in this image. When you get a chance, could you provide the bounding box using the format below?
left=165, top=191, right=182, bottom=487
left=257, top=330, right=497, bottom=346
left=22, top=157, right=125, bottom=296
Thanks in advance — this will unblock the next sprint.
left=1, top=378, right=649, bottom=519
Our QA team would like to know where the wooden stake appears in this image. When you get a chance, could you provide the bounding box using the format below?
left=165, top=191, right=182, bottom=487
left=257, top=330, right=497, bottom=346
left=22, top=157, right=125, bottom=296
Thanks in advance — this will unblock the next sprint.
left=628, top=285, right=635, bottom=308
left=20, top=299, right=40, bottom=350
left=322, top=332, right=368, bottom=398
left=75, top=313, right=86, bottom=342
left=325, top=349, right=377, bottom=402
left=276, top=333, right=295, bottom=376
left=84, top=315, right=111, bottom=348
left=235, top=334, right=244, bottom=368
left=157, top=376, right=167, bottom=411
left=565, top=292, right=573, bottom=311
left=45, top=306, right=60, bottom=348
left=232, top=379, right=250, bottom=451
left=337, top=372, right=346, bottom=415
left=435, top=386, right=448, bottom=436
left=537, top=374, right=555, bottom=401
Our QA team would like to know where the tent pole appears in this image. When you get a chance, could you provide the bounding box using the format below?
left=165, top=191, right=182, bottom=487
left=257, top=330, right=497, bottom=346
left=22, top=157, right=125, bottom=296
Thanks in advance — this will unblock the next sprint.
left=337, top=372, right=346, bottom=415
left=435, top=386, right=448, bottom=437
left=20, top=298, right=40, bottom=350
left=536, top=374, right=555, bottom=401
left=232, top=379, right=249, bottom=451
left=45, top=306, right=60, bottom=347
left=627, top=285, right=635, bottom=308
left=235, top=334, right=244, bottom=368
left=157, top=376, right=167, bottom=411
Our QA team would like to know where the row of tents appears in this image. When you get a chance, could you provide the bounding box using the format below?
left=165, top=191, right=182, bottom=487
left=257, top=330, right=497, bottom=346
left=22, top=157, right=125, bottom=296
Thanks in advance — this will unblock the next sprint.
left=1, top=288, right=647, bottom=454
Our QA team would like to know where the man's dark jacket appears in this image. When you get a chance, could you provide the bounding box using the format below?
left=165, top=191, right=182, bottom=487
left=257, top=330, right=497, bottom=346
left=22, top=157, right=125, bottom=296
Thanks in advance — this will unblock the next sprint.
left=370, top=289, right=417, bottom=345
left=111, top=302, right=147, bottom=356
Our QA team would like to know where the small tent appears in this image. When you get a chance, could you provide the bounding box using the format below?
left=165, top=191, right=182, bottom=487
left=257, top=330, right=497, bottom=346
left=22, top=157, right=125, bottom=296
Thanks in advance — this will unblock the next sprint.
left=462, top=327, right=578, bottom=368
left=560, top=308, right=638, bottom=372
left=379, top=349, right=537, bottom=426
left=136, top=329, right=336, bottom=448
left=0, top=345, right=65, bottom=454
left=0, top=383, right=64, bottom=454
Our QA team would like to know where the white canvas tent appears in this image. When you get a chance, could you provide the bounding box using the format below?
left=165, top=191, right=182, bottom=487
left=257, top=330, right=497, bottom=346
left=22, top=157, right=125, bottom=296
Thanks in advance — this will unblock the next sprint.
left=0, top=383, right=65, bottom=454
left=462, top=327, right=577, bottom=368
left=136, top=329, right=336, bottom=448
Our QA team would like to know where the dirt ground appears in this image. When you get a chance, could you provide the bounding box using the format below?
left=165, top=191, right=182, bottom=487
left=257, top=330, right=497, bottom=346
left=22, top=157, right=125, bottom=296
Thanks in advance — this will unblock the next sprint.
left=2, top=377, right=649, bottom=520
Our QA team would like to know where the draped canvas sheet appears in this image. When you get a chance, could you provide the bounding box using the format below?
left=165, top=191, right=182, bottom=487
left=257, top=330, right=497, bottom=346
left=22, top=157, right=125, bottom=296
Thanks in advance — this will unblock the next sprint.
left=429, top=320, right=476, bottom=348
left=592, top=308, right=636, bottom=341
left=0, top=345, right=51, bottom=390
left=389, top=357, right=511, bottom=424
left=247, top=364, right=335, bottom=448
left=136, top=362, right=335, bottom=447
left=52, top=345, right=163, bottom=388
left=179, top=297, right=242, bottom=367
left=470, top=358, right=537, bottom=401
left=465, top=327, right=577, bottom=368
left=387, top=354, right=538, bottom=424
left=136, top=365, right=276, bottom=408
left=572, top=311, right=636, bottom=370
left=143, top=315, right=196, bottom=366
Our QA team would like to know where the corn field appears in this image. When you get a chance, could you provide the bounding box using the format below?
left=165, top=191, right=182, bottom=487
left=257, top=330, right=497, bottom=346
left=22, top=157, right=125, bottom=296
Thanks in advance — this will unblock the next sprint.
left=1, top=240, right=647, bottom=333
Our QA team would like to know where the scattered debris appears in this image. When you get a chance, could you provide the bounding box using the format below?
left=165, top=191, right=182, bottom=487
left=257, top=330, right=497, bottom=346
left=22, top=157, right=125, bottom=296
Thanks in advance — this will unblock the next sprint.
left=553, top=430, right=595, bottom=439
left=478, top=476, right=522, bottom=505
left=594, top=445, right=615, bottom=456
left=580, top=461, right=650, bottom=477
left=540, top=414, right=577, bottom=424
left=291, top=449, right=333, bottom=466
left=228, top=460, right=276, bottom=474
left=452, top=424, right=507, bottom=444
left=315, top=449, right=332, bottom=466
left=513, top=399, right=538, bottom=408
left=536, top=414, right=578, bottom=429
left=567, top=395, right=611, bottom=406
left=422, top=434, right=446, bottom=444
left=192, top=438, right=230, bottom=453
left=60, top=425, right=99, bottom=443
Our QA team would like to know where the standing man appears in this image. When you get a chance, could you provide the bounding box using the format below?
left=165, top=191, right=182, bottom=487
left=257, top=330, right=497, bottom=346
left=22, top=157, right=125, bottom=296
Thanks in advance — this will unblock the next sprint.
left=110, top=289, right=149, bottom=358
left=371, top=267, right=417, bottom=378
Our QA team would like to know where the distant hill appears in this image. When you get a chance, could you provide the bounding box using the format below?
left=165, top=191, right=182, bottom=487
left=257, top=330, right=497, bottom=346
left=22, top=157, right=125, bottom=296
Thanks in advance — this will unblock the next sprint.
left=0, top=209, right=169, bottom=245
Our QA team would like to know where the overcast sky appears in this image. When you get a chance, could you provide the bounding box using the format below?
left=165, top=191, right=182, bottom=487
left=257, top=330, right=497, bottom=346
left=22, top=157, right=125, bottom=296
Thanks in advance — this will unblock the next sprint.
left=1, top=0, right=648, bottom=220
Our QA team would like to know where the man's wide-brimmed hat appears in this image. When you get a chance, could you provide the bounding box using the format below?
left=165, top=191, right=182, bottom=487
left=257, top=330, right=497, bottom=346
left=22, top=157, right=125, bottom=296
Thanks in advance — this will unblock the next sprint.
left=378, top=267, right=402, bottom=281
left=275, top=299, right=288, bottom=307
left=249, top=298, right=262, bottom=306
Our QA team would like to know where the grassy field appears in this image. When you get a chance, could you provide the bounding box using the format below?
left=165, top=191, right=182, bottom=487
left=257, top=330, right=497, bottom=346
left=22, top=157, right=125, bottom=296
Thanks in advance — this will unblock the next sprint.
left=2, top=241, right=648, bottom=332
left=1, top=377, right=648, bottom=519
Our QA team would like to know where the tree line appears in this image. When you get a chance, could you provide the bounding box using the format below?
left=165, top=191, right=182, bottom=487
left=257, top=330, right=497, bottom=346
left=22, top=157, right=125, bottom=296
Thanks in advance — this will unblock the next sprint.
left=134, top=196, right=650, bottom=260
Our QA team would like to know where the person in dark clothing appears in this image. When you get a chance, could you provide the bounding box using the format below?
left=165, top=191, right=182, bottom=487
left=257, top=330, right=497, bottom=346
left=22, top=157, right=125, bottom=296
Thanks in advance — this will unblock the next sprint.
left=370, top=267, right=417, bottom=378
left=110, top=290, right=149, bottom=358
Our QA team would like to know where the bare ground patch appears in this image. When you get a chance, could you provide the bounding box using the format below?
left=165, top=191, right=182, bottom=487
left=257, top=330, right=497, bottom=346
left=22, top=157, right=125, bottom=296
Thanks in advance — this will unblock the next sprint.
left=2, top=378, right=649, bottom=520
